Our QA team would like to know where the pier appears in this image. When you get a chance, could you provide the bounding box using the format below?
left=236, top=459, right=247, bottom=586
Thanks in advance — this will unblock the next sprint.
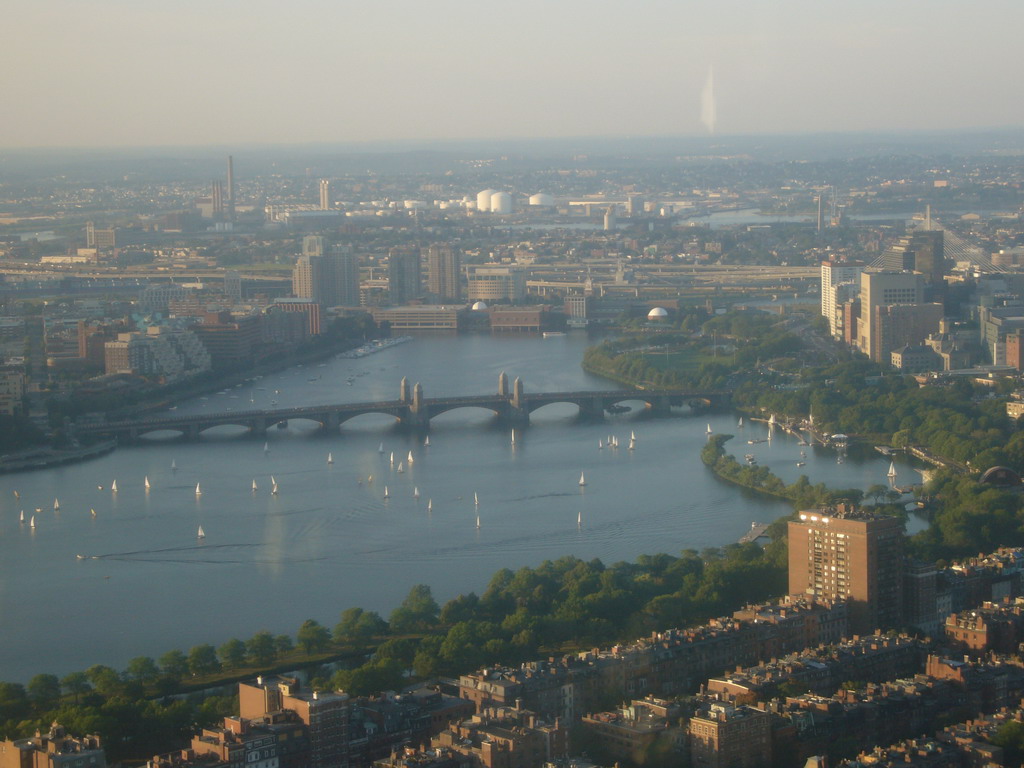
left=739, top=521, right=771, bottom=544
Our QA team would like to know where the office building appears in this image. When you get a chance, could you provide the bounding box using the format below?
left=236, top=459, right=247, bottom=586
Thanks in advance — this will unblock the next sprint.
left=425, top=244, right=462, bottom=303
left=320, top=179, right=331, bottom=210
left=303, top=236, right=327, bottom=258
left=388, top=250, right=421, bottom=305
left=293, top=249, right=359, bottom=308
left=85, top=221, right=117, bottom=249
left=467, top=266, right=526, bottom=303
left=788, top=505, right=905, bottom=634
left=880, top=231, right=945, bottom=288
left=857, top=270, right=927, bottom=362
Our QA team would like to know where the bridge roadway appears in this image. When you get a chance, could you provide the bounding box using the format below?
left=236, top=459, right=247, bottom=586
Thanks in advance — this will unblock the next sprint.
left=75, top=382, right=729, bottom=443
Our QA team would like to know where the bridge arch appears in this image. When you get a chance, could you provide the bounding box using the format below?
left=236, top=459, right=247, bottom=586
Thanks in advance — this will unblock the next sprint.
left=337, top=409, right=404, bottom=429
left=426, top=403, right=504, bottom=421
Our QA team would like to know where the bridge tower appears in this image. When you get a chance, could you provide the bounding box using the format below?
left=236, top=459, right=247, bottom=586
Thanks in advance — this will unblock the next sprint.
left=400, top=377, right=410, bottom=403
left=409, top=381, right=429, bottom=428
left=509, top=377, right=529, bottom=426
left=498, top=371, right=509, bottom=397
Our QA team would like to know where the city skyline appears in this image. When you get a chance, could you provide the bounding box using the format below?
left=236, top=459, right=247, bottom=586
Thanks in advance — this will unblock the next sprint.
left=3, top=0, right=1023, bottom=148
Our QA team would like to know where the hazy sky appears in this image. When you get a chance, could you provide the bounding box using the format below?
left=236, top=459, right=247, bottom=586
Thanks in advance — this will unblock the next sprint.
left=4, top=0, right=1022, bottom=148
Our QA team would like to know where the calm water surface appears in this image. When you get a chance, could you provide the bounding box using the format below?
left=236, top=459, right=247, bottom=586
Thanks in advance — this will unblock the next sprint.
left=0, top=334, right=914, bottom=681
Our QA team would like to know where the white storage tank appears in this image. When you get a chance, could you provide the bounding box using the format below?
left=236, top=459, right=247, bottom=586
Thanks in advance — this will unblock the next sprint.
left=476, top=189, right=497, bottom=212
left=490, top=191, right=512, bottom=215
left=529, top=192, right=555, bottom=207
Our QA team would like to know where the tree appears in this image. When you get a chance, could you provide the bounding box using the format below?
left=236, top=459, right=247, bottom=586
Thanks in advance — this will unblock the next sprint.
left=297, top=619, right=331, bottom=654
left=125, top=656, right=161, bottom=684
left=0, top=682, right=29, bottom=722
left=219, top=639, right=247, bottom=670
left=61, top=671, right=91, bottom=703
left=26, top=673, right=61, bottom=710
left=247, top=631, right=277, bottom=667
left=85, top=665, right=123, bottom=698
left=275, top=635, right=294, bottom=656
left=159, top=650, right=189, bottom=681
left=188, top=644, right=221, bottom=677
left=334, top=608, right=387, bottom=644
left=389, top=584, right=439, bottom=633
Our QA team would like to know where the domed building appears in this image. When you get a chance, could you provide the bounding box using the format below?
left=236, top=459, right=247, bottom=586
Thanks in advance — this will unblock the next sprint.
left=647, top=307, right=669, bottom=320
left=472, top=301, right=489, bottom=311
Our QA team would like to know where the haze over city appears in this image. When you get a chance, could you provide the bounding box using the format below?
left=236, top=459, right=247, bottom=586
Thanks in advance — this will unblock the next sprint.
left=4, top=0, right=1024, bottom=148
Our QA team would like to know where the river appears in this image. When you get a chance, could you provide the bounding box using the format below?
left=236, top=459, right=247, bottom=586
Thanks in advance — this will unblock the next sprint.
left=0, top=333, right=915, bottom=681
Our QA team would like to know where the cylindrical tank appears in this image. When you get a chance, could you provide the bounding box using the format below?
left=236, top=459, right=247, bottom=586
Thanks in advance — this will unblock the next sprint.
left=477, top=189, right=496, bottom=212
left=490, top=191, right=512, bottom=215
left=529, top=193, right=555, bottom=207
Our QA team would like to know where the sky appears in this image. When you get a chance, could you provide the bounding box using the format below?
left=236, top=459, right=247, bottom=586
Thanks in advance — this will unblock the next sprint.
left=3, top=0, right=1022, bottom=148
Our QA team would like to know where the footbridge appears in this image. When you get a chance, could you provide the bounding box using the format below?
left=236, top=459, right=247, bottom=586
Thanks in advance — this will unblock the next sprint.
left=75, top=373, right=729, bottom=443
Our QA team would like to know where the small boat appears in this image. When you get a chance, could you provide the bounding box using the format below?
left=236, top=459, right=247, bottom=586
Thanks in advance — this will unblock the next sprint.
left=197, top=525, right=205, bottom=539
left=171, top=460, right=177, bottom=471
left=796, top=461, right=806, bottom=467
left=476, top=512, right=480, bottom=529
left=474, top=492, right=479, bottom=507
left=367, top=475, right=374, bottom=485
left=379, top=442, right=385, bottom=454
left=887, top=461, right=897, bottom=479
left=252, top=479, right=258, bottom=492
left=144, top=476, right=150, bottom=491
left=30, top=515, right=35, bottom=529
left=423, top=436, right=430, bottom=447
left=800, top=450, right=807, bottom=458
left=90, top=508, right=96, bottom=517
left=577, top=509, right=582, bottom=527
left=511, top=429, right=516, bottom=446
left=97, top=485, right=103, bottom=490
left=195, top=483, right=202, bottom=497
left=598, top=440, right=603, bottom=450
left=271, top=479, right=279, bottom=495
left=111, top=480, right=118, bottom=493
left=738, top=417, right=744, bottom=427
left=383, top=486, right=390, bottom=499
left=768, top=413, right=776, bottom=425
left=19, top=510, right=24, bottom=523
left=327, top=453, right=334, bottom=465
left=76, top=554, right=86, bottom=560
left=53, top=498, right=60, bottom=511
left=12, top=490, right=19, bottom=499
left=413, top=486, right=420, bottom=499
left=579, top=472, right=586, bottom=487
left=407, top=451, right=414, bottom=465
left=427, top=498, right=433, bottom=512
left=706, top=424, right=713, bottom=435
left=263, top=442, right=270, bottom=453
left=389, top=452, right=394, bottom=466
left=628, top=436, right=636, bottom=451
left=397, top=462, right=405, bottom=473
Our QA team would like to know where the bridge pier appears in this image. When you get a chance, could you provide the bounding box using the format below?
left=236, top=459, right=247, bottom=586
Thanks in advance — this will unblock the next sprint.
left=323, top=412, right=341, bottom=433
left=186, top=424, right=200, bottom=441
left=649, top=395, right=672, bottom=416
left=577, top=395, right=605, bottom=421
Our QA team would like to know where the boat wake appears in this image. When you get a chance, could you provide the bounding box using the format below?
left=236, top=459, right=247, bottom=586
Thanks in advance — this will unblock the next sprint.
left=80, top=543, right=331, bottom=565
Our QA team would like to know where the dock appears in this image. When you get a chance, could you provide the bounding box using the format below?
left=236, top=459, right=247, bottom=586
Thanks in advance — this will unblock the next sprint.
left=739, top=521, right=771, bottom=544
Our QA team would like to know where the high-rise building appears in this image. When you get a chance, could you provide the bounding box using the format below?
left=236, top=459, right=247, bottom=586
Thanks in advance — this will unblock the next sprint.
left=788, top=504, right=904, bottom=634
left=292, top=249, right=359, bottom=307
left=303, top=235, right=326, bottom=258
left=388, top=249, right=421, bottom=305
left=821, top=261, right=863, bottom=339
left=467, top=266, right=526, bottom=303
left=226, top=155, right=235, bottom=221
left=881, top=231, right=945, bottom=288
left=857, top=270, right=926, bottom=362
left=292, top=255, right=322, bottom=302
left=425, top=244, right=462, bottom=303
left=319, top=179, right=331, bottom=211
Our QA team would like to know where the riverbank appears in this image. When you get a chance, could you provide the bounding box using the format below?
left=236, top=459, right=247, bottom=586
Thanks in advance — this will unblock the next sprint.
left=0, top=439, right=116, bottom=474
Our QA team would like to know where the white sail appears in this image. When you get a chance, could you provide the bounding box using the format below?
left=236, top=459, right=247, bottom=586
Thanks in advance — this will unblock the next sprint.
left=476, top=513, right=480, bottom=530
left=195, top=483, right=202, bottom=496
left=390, top=452, right=394, bottom=466
left=706, top=424, right=713, bottom=434
left=171, top=460, right=177, bottom=471
left=511, top=429, right=516, bottom=445
left=30, top=515, right=35, bottom=529
left=271, top=482, right=279, bottom=495
left=407, top=451, right=414, bottom=465
left=738, top=417, right=744, bottom=427
left=423, top=436, right=430, bottom=447
left=19, top=510, right=24, bottom=523
left=578, top=509, right=582, bottom=527
left=111, top=480, right=118, bottom=492
left=53, top=498, right=60, bottom=511
left=631, top=431, right=636, bottom=440
left=90, top=508, right=96, bottom=517
left=887, top=461, right=897, bottom=478
left=367, top=475, right=374, bottom=485
left=12, top=490, right=18, bottom=499
left=579, top=472, right=586, bottom=487
left=197, top=525, right=205, bottom=539
left=383, top=486, right=390, bottom=499
left=427, top=498, right=432, bottom=512
left=769, top=413, right=776, bottom=425
left=598, top=440, right=603, bottom=449
left=397, top=462, right=404, bottom=473
left=144, top=476, right=150, bottom=490
left=327, top=453, right=334, bottom=464
left=474, top=492, right=479, bottom=507
left=263, top=442, right=269, bottom=453
left=628, top=437, right=636, bottom=451
left=252, top=479, right=258, bottom=491
left=413, top=487, right=420, bottom=499
left=379, top=442, right=385, bottom=453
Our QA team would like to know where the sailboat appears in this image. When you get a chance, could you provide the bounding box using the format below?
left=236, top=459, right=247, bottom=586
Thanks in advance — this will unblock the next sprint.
left=19, top=510, right=24, bottom=523
left=252, top=479, right=258, bottom=492
left=397, top=462, right=405, bottom=473
left=30, top=515, right=35, bottom=529
left=427, top=498, right=433, bottom=512
left=738, top=417, right=744, bottom=428
left=383, top=486, right=390, bottom=499
left=476, top=512, right=480, bottom=530
left=598, top=439, right=603, bottom=450
left=263, top=442, right=269, bottom=453
left=407, top=451, right=414, bottom=465
left=144, top=476, right=150, bottom=491
left=53, top=498, right=60, bottom=511
left=111, top=480, right=118, bottom=493
left=12, top=490, right=18, bottom=499
left=379, top=442, right=385, bottom=453
left=327, top=452, right=334, bottom=465
left=90, top=508, right=96, bottom=517
left=197, top=525, right=205, bottom=539
left=413, top=486, right=420, bottom=499
left=389, top=452, right=395, bottom=467
left=887, top=461, right=897, bottom=479
left=768, top=413, right=776, bottom=425
left=706, top=424, right=713, bottom=435
left=474, top=492, right=479, bottom=507
left=271, top=477, right=279, bottom=495
left=579, top=471, right=586, bottom=487
left=423, top=436, right=430, bottom=447
left=628, top=432, right=636, bottom=451
left=367, top=475, right=374, bottom=485
left=511, top=429, right=516, bottom=446
left=171, top=460, right=177, bottom=471
left=577, top=509, right=582, bottom=527
left=195, top=483, right=202, bottom=497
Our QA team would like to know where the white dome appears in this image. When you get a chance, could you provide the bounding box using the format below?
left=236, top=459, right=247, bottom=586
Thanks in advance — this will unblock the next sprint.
left=472, top=301, right=489, bottom=311
left=647, top=307, right=669, bottom=319
left=529, top=192, right=555, bottom=207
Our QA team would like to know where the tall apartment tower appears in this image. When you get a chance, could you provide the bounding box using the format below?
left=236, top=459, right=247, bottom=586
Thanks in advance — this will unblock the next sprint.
left=425, top=243, right=462, bottom=303
left=821, top=261, right=863, bottom=339
left=857, top=270, right=926, bottom=362
left=226, top=155, right=235, bottom=221
left=292, top=255, right=321, bottom=302
left=319, top=179, right=331, bottom=210
left=240, top=676, right=349, bottom=768
left=388, top=249, right=421, bottom=305
left=788, top=505, right=904, bottom=634
left=292, top=249, right=359, bottom=307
